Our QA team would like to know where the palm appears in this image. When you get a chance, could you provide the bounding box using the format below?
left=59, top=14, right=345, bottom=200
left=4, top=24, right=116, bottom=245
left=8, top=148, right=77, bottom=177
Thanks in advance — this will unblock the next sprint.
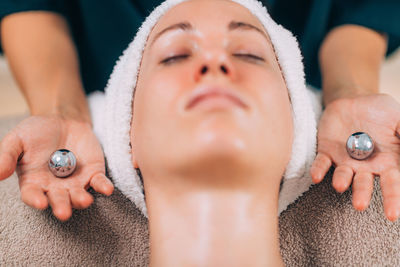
left=0, top=115, right=113, bottom=221
left=312, top=94, right=400, bottom=221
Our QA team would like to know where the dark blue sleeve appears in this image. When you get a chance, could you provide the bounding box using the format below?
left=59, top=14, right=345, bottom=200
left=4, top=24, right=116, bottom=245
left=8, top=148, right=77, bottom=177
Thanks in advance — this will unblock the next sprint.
left=330, top=0, right=400, bottom=55
left=0, top=0, right=66, bottom=54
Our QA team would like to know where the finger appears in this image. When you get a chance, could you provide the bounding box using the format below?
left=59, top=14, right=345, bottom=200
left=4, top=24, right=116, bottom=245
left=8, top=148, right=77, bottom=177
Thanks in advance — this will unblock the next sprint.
left=69, top=188, right=94, bottom=209
left=380, top=169, right=400, bottom=222
left=332, top=165, right=354, bottom=193
left=351, top=172, right=374, bottom=211
left=310, top=153, right=332, bottom=184
left=47, top=188, right=72, bottom=221
left=89, top=173, right=114, bottom=196
left=0, top=131, right=23, bottom=180
left=20, top=184, right=49, bottom=210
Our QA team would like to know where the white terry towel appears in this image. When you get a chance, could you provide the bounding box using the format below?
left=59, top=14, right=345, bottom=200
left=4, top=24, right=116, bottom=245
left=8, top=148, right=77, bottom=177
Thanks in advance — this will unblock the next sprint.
left=88, top=0, right=322, bottom=218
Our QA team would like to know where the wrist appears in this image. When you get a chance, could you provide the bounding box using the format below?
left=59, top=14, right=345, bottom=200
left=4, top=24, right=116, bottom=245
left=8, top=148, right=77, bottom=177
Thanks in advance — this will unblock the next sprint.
left=31, top=106, right=92, bottom=126
left=29, top=84, right=92, bottom=126
left=323, top=83, right=379, bottom=106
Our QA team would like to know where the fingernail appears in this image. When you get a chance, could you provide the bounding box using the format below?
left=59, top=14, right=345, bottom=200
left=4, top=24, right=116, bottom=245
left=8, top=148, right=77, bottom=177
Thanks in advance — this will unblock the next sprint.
left=388, top=208, right=399, bottom=222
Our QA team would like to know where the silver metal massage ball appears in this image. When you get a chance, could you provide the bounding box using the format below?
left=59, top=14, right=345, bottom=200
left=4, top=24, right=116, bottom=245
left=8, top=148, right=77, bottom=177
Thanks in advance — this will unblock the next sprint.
left=48, top=149, right=77, bottom=178
left=346, top=132, right=374, bottom=160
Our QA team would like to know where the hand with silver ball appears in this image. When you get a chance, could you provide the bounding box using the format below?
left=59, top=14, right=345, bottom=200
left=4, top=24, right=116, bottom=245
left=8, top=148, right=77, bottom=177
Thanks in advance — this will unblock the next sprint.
left=0, top=116, right=114, bottom=221
left=311, top=94, right=400, bottom=222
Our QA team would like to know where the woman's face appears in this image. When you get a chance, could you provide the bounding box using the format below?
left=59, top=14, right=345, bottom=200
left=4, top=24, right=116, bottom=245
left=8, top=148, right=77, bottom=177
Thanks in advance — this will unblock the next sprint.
left=131, top=0, right=293, bottom=182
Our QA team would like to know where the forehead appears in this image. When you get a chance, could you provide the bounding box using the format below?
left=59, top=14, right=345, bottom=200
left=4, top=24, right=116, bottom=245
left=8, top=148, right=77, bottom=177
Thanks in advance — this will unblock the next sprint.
left=148, top=0, right=267, bottom=41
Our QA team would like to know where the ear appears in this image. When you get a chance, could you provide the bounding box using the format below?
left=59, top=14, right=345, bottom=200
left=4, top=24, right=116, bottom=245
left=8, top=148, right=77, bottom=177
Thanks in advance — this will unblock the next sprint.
left=131, top=146, right=139, bottom=169
left=130, top=120, right=139, bottom=169
left=396, top=120, right=400, bottom=139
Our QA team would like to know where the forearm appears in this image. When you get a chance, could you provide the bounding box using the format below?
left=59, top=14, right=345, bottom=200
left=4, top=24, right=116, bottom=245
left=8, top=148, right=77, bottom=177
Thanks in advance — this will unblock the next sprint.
left=1, top=12, right=91, bottom=124
left=319, top=25, right=387, bottom=105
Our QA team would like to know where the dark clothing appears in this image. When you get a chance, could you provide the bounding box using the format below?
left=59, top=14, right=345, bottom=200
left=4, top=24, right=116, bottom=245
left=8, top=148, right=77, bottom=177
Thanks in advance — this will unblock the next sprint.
left=1, top=0, right=399, bottom=93
left=270, top=0, right=400, bottom=87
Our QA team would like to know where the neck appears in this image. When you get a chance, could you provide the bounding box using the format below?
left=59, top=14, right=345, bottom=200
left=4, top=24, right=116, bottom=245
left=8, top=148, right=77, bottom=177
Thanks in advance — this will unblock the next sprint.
left=144, top=174, right=284, bottom=267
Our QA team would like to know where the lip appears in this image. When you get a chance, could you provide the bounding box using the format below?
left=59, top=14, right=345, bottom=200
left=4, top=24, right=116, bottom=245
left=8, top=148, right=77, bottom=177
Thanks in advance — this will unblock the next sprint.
left=185, top=86, right=248, bottom=110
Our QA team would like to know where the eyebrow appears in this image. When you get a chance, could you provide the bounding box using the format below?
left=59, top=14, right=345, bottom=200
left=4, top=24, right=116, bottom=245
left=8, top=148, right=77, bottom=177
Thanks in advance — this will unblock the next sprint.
left=150, top=22, right=192, bottom=47
left=228, top=21, right=268, bottom=39
left=150, top=20, right=269, bottom=47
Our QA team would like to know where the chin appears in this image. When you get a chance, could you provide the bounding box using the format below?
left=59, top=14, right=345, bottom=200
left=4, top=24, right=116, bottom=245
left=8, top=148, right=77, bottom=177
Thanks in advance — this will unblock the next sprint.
left=180, top=113, right=260, bottom=160
left=180, top=125, right=255, bottom=170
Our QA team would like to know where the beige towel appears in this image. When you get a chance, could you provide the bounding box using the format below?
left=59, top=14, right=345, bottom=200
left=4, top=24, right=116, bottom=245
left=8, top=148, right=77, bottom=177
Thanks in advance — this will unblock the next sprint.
left=1, top=115, right=399, bottom=266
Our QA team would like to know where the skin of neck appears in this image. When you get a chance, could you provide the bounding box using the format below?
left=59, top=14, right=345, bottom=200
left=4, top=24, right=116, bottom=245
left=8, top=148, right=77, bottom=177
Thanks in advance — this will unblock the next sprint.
left=142, top=166, right=284, bottom=267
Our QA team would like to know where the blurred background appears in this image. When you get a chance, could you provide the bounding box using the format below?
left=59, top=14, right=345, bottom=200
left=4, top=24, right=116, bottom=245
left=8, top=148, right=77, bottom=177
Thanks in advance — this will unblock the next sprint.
left=1, top=49, right=399, bottom=118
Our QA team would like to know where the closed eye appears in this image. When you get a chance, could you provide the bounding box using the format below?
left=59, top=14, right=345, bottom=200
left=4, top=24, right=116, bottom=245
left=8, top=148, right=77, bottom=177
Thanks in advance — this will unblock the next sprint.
left=233, top=53, right=265, bottom=62
left=160, top=54, right=190, bottom=65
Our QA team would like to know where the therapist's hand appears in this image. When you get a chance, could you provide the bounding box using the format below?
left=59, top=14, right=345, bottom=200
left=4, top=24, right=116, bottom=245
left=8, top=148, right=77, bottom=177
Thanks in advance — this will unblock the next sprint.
left=0, top=115, right=114, bottom=221
left=311, top=94, right=400, bottom=221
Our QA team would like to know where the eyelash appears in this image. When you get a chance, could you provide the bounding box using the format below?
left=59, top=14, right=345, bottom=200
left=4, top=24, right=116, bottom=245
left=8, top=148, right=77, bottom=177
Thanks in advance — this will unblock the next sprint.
left=233, top=53, right=265, bottom=62
left=160, top=54, right=190, bottom=65
left=160, top=53, right=265, bottom=65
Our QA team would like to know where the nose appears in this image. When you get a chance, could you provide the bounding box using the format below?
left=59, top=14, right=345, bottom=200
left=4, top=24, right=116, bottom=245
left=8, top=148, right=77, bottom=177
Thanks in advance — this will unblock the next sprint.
left=194, top=49, right=234, bottom=81
left=199, top=64, right=229, bottom=75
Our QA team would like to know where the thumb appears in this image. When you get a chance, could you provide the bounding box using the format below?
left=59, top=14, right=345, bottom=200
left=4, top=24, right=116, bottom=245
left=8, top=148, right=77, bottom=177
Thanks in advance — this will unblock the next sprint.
left=0, top=130, right=24, bottom=180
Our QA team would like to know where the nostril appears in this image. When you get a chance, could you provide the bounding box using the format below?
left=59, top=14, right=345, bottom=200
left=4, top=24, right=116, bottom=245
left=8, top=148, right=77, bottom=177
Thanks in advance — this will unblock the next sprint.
left=201, top=66, right=208, bottom=74
left=220, top=65, right=228, bottom=74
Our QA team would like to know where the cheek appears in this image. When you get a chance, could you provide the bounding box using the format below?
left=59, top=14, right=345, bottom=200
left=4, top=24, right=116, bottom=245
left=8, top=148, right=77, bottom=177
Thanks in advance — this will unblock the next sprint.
left=255, top=74, right=294, bottom=164
left=131, top=67, right=192, bottom=164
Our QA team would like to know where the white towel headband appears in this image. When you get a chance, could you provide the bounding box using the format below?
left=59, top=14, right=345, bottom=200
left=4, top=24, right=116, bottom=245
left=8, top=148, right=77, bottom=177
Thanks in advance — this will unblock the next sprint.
left=91, top=0, right=318, bottom=218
